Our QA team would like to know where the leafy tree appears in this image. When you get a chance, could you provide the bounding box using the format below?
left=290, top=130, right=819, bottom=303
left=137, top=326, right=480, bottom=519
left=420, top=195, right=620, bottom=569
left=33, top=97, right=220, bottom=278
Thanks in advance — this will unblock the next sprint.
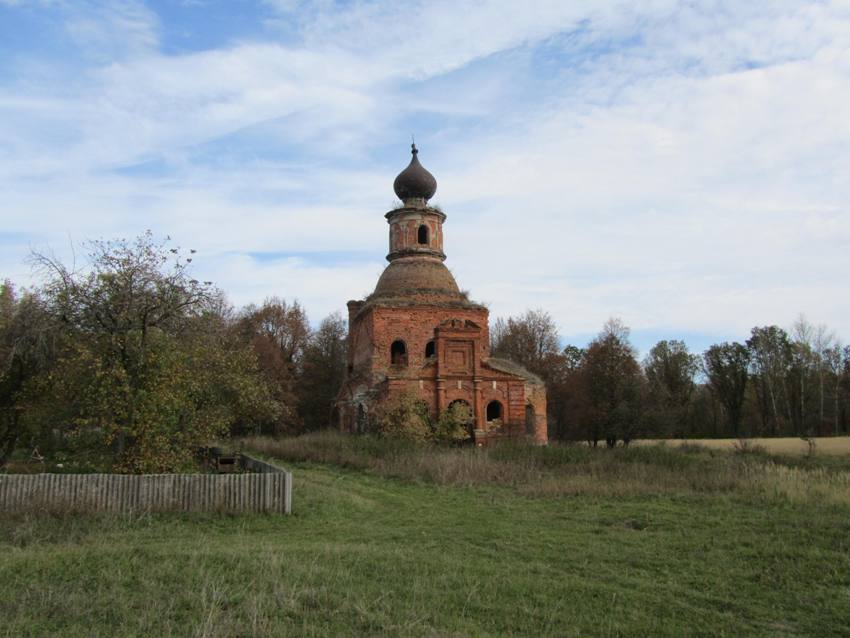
left=236, top=298, right=310, bottom=434
left=842, top=345, right=850, bottom=434
left=580, top=318, right=643, bottom=447
left=703, top=342, right=749, bottom=437
left=812, top=325, right=837, bottom=434
left=30, top=232, right=278, bottom=472
left=0, top=282, right=59, bottom=466
left=434, top=401, right=473, bottom=443
left=747, top=326, right=793, bottom=435
left=643, top=340, right=699, bottom=437
left=823, top=342, right=846, bottom=435
left=298, top=313, right=347, bottom=431
left=545, top=344, right=585, bottom=440
left=562, top=345, right=584, bottom=372
left=491, top=309, right=561, bottom=382
left=689, top=383, right=723, bottom=438
left=372, top=388, right=431, bottom=441
left=787, top=316, right=818, bottom=436
left=492, top=309, right=572, bottom=439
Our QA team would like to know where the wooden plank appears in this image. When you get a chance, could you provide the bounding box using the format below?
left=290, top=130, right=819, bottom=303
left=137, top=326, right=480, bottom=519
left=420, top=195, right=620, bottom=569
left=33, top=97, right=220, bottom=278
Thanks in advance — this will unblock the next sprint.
left=0, top=454, right=291, bottom=514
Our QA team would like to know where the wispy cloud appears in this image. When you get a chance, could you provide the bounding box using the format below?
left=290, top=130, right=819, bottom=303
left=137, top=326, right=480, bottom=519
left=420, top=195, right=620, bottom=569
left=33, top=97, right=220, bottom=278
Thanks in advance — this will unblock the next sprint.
left=0, top=0, right=848, bottom=351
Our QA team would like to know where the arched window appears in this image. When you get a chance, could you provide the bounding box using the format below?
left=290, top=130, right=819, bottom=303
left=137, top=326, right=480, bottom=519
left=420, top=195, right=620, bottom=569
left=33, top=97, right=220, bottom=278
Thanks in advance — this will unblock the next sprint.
left=525, top=404, right=536, bottom=434
left=390, top=340, right=408, bottom=366
left=486, top=400, right=503, bottom=422
left=417, top=224, right=429, bottom=245
left=425, top=340, right=435, bottom=358
left=356, top=404, right=367, bottom=434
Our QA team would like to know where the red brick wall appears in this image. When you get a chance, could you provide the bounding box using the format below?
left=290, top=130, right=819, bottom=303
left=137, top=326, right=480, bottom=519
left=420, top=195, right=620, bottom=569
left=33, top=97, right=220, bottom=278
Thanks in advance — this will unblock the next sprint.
left=347, top=305, right=375, bottom=373
left=339, top=300, right=547, bottom=445
left=369, top=305, right=490, bottom=374
left=387, top=208, right=445, bottom=258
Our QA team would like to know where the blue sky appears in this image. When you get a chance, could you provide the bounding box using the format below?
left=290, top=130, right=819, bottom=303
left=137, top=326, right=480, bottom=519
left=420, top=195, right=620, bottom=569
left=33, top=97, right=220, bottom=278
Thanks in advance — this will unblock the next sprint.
left=1, top=0, right=849, bottom=356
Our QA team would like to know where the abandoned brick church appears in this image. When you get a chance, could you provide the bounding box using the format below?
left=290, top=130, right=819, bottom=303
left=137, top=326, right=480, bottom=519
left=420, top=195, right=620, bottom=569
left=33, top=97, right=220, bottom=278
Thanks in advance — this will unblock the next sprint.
left=335, top=145, right=547, bottom=445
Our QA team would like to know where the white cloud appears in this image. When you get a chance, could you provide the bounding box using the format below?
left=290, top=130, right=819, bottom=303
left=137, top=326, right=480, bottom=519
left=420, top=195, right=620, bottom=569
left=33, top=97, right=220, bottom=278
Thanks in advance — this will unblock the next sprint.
left=64, top=0, right=160, bottom=61
left=1, top=0, right=849, bottom=343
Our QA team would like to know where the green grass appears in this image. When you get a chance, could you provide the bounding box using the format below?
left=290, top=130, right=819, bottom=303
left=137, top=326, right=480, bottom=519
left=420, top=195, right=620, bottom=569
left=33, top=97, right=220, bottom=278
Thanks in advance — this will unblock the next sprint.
left=2, top=437, right=850, bottom=637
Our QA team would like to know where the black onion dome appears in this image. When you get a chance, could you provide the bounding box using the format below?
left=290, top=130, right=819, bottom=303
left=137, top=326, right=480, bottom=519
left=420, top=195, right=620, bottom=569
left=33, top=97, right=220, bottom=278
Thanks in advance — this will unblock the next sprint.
left=393, top=143, right=437, bottom=201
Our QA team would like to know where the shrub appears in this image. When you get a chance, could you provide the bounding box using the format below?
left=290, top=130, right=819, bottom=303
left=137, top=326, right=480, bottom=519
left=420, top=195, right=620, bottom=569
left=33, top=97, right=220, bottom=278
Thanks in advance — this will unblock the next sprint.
left=433, top=401, right=472, bottom=443
left=733, top=438, right=768, bottom=456
left=371, top=390, right=431, bottom=442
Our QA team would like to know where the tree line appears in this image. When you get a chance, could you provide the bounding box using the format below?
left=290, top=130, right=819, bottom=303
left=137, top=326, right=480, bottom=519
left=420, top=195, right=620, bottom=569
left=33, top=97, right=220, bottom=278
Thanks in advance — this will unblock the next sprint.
left=3, top=231, right=848, bottom=471
left=0, top=233, right=345, bottom=472
left=491, top=310, right=850, bottom=446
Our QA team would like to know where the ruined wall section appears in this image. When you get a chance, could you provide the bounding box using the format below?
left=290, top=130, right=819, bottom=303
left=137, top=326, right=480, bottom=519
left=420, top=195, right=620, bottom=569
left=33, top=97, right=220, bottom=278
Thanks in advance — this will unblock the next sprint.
left=346, top=300, right=372, bottom=374
left=525, top=382, right=549, bottom=444
left=338, top=300, right=548, bottom=444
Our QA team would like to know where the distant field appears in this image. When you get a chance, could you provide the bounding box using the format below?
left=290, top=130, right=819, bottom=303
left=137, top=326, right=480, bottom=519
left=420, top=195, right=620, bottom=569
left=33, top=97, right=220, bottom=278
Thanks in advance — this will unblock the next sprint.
left=3, top=435, right=850, bottom=637
left=637, top=436, right=850, bottom=456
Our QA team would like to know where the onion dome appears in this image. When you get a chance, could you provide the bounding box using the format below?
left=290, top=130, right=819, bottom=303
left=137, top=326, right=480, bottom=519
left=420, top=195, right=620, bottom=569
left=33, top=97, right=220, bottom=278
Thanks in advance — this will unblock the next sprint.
left=393, top=143, right=437, bottom=202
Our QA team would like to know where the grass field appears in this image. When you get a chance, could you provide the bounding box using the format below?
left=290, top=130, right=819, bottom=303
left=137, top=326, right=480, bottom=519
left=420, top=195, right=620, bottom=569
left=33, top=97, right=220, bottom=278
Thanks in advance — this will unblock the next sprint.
left=2, top=436, right=850, bottom=637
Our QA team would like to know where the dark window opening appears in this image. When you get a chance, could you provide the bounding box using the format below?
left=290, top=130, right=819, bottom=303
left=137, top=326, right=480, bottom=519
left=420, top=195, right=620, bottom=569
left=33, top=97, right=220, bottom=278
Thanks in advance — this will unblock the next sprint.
left=356, top=404, right=367, bottom=434
left=525, top=404, right=535, bottom=434
left=417, top=224, right=429, bottom=245
left=391, top=340, right=408, bottom=366
left=425, top=340, right=436, bottom=358
left=486, top=400, right=503, bottom=422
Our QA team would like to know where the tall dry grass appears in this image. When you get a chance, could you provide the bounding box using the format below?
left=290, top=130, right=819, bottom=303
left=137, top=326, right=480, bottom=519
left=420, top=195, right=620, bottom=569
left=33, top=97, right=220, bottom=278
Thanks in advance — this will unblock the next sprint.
left=238, top=431, right=850, bottom=504
left=637, top=436, right=850, bottom=456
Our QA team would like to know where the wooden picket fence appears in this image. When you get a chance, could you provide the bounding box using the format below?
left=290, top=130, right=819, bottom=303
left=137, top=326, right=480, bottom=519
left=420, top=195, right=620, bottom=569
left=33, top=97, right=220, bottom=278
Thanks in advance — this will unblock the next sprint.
left=0, top=455, right=292, bottom=514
